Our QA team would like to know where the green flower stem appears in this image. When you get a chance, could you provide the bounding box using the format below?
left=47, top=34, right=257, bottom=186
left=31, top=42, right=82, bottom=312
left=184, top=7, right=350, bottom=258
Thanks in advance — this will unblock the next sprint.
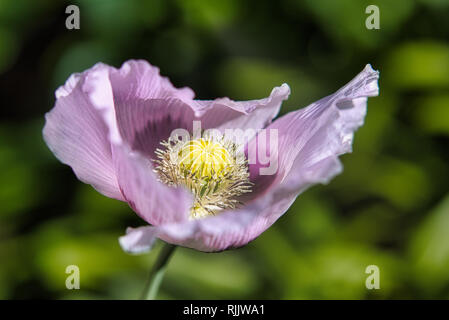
left=140, top=243, right=177, bottom=300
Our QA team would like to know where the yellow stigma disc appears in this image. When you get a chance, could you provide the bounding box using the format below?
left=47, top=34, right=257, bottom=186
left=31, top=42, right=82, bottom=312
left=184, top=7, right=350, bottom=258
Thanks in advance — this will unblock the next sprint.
left=178, top=138, right=233, bottom=179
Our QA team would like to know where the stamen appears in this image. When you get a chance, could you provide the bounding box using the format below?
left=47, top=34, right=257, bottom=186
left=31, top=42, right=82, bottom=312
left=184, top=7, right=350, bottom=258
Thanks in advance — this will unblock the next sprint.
left=154, top=135, right=253, bottom=219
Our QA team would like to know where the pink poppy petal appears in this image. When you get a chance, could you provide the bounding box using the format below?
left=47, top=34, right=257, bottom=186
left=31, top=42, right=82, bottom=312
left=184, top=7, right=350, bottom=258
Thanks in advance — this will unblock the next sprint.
left=112, top=143, right=193, bottom=226
left=193, top=84, right=290, bottom=135
left=43, top=64, right=124, bottom=200
left=119, top=226, right=159, bottom=254
left=109, top=59, right=195, bottom=103
left=113, top=97, right=196, bottom=159
left=247, top=64, right=380, bottom=199
left=108, top=60, right=289, bottom=135
left=77, top=61, right=194, bottom=225
left=110, top=61, right=289, bottom=158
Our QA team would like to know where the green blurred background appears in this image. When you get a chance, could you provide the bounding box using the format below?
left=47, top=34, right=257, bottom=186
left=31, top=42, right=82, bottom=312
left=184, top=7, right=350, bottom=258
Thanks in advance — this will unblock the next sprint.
left=0, top=0, right=449, bottom=299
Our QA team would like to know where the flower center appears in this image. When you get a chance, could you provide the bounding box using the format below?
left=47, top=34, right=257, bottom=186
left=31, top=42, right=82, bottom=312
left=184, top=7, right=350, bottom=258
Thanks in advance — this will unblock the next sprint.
left=179, top=139, right=232, bottom=179
left=154, top=135, right=252, bottom=219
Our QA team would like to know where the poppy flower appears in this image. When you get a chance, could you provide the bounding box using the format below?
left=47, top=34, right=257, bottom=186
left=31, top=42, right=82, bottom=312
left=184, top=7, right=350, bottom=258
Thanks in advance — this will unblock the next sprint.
left=43, top=60, right=379, bottom=253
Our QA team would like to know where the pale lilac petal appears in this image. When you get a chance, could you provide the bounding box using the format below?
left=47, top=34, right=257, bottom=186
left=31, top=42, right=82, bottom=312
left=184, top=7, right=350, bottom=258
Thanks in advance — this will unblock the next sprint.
left=55, top=72, right=81, bottom=99
left=247, top=64, right=380, bottom=199
left=107, top=60, right=195, bottom=158
left=82, top=64, right=122, bottom=145
left=113, top=97, right=196, bottom=159
left=109, top=60, right=289, bottom=136
left=193, top=84, right=290, bottom=136
left=111, top=66, right=289, bottom=158
left=68, top=62, right=194, bottom=224
left=119, top=226, right=159, bottom=254
left=155, top=186, right=299, bottom=252
left=82, top=59, right=195, bottom=147
left=43, top=64, right=124, bottom=201
left=112, top=143, right=193, bottom=225
left=109, top=60, right=195, bottom=103
left=129, top=65, right=379, bottom=252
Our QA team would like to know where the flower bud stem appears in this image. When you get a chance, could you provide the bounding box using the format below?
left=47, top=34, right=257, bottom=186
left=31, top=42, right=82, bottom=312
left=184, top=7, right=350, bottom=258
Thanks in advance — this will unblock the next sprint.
left=140, top=243, right=177, bottom=300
